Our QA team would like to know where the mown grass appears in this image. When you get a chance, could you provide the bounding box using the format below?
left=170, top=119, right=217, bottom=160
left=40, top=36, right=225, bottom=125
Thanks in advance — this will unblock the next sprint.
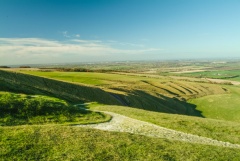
left=1, top=125, right=240, bottom=161
left=90, top=104, right=240, bottom=144
left=0, top=92, right=111, bottom=126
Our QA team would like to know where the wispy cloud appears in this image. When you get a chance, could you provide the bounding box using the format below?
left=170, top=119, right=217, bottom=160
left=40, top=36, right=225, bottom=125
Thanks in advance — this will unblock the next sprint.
left=75, top=34, right=80, bottom=38
left=62, top=31, right=70, bottom=38
left=106, top=40, right=145, bottom=47
left=61, top=31, right=81, bottom=38
left=0, top=38, right=161, bottom=65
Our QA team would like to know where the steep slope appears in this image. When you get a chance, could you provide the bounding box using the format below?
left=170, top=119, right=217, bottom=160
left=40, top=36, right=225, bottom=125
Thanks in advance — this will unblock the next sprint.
left=15, top=70, right=230, bottom=116
left=0, top=70, right=120, bottom=105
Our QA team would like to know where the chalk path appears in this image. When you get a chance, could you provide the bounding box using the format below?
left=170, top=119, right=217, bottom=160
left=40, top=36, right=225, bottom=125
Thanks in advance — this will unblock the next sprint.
left=77, top=111, right=240, bottom=149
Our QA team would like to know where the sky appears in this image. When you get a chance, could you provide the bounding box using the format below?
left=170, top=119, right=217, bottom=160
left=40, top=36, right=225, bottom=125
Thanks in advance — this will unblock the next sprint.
left=0, top=0, right=240, bottom=65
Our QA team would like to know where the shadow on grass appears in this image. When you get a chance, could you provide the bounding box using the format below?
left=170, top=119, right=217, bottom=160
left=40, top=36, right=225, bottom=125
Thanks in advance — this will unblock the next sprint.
left=110, top=90, right=203, bottom=117
left=0, top=70, right=203, bottom=118
left=0, top=70, right=121, bottom=105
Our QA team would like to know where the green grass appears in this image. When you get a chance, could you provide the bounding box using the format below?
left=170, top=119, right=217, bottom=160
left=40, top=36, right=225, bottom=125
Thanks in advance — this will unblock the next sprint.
left=0, top=92, right=111, bottom=126
left=178, top=69, right=240, bottom=81
left=18, top=70, right=231, bottom=117
left=0, top=70, right=121, bottom=105
left=1, top=67, right=240, bottom=160
left=188, top=86, right=240, bottom=122
left=7, top=70, right=239, bottom=121
left=90, top=104, right=240, bottom=144
left=20, top=71, right=141, bottom=86
left=1, top=125, right=240, bottom=161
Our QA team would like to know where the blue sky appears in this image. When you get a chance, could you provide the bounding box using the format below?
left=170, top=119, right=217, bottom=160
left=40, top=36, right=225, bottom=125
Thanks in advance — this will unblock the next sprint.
left=0, top=0, right=240, bottom=65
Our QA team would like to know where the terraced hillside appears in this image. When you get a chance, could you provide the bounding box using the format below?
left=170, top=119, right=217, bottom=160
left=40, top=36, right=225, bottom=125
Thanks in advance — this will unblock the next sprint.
left=18, top=71, right=229, bottom=117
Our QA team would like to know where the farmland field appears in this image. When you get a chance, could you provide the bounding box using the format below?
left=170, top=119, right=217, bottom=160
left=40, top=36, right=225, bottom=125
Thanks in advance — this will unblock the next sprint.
left=177, top=69, right=240, bottom=82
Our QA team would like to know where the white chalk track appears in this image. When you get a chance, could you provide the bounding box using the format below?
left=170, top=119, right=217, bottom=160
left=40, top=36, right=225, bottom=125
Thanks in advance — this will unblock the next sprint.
left=77, top=111, right=240, bottom=149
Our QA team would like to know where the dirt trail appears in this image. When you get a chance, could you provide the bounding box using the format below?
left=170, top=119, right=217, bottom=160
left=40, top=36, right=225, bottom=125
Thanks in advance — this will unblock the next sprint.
left=77, top=111, right=240, bottom=149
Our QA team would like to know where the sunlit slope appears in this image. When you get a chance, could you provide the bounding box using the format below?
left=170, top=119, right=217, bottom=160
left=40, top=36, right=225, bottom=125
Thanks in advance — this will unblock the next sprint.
left=1, top=70, right=240, bottom=160
left=19, top=71, right=229, bottom=117
left=0, top=70, right=120, bottom=105
left=189, top=86, right=240, bottom=122
left=139, top=79, right=227, bottom=99
left=90, top=104, right=240, bottom=145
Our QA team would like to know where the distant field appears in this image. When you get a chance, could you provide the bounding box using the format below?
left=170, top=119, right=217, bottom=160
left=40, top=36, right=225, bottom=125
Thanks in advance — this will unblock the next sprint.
left=178, top=69, right=240, bottom=82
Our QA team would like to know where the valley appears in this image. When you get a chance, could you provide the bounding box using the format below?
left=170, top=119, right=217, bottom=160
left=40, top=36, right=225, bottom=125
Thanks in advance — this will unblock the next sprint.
left=1, top=60, right=240, bottom=160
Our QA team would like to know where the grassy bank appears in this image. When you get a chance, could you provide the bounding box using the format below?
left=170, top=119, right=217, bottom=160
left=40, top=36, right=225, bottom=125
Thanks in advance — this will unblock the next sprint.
left=0, top=92, right=111, bottom=126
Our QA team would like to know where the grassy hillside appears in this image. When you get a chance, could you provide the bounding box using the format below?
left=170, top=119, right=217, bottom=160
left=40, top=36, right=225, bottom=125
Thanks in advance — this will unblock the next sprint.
left=189, top=86, right=240, bottom=122
left=19, top=71, right=230, bottom=117
left=0, top=92, right=110, bottom=126
left=90, top=104, right=240, bottom=144
left=1, top=69, right=240, bottom=160
left=1, top=126, right=240, bottom=161
left=0, top=70, right=120, bottom=105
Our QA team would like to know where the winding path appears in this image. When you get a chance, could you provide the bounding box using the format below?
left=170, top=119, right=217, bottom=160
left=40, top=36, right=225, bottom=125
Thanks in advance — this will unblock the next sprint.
left=77, top=111, right=240, bottom=149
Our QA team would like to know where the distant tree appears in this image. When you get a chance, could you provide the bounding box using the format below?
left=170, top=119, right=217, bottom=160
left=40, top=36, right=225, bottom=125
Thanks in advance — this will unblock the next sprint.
left=0, top=66, right=11, bottom=68
left=19, top=66, right=31, bottom=68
